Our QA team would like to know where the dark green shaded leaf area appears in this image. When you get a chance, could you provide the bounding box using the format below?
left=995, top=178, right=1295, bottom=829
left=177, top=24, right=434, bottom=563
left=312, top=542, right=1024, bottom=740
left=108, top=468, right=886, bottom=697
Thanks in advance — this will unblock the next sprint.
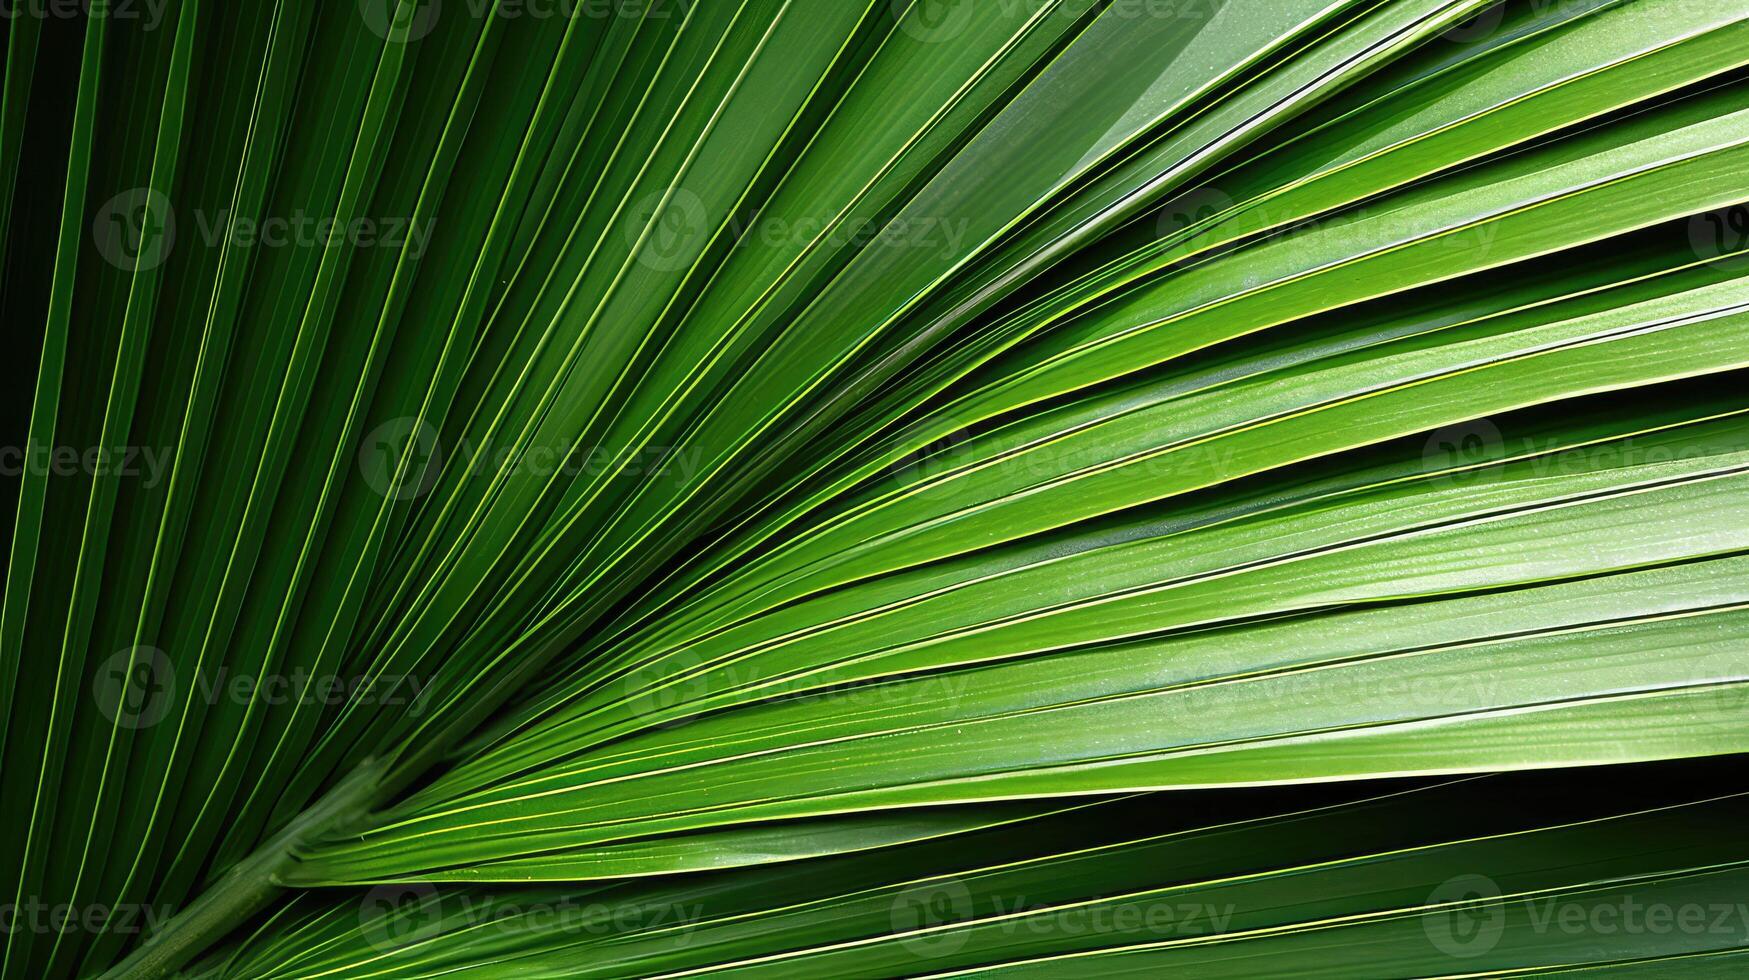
left=2, top=0, right=1747, bottom=976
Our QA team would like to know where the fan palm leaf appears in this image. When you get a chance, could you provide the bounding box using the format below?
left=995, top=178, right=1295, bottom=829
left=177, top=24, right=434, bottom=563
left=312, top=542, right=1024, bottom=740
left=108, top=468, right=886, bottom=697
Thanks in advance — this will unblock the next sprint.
left=2, top=0, right=1747, bottom=977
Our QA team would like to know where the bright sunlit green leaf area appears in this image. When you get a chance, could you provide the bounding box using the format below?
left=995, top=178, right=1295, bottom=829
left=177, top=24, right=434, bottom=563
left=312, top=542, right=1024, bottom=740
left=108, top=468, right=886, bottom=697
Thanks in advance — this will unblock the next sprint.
left=3, top=0, right=1749, bottom=977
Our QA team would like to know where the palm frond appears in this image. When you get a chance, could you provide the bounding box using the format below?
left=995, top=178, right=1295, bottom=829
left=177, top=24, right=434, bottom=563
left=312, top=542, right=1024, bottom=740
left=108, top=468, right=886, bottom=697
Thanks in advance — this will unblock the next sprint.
left=2, top=0, right=1746, bottom=977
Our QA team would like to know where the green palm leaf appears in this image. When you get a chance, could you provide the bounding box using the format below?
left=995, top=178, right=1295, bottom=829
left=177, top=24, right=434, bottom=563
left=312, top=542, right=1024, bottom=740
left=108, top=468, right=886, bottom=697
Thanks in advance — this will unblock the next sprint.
left=2, top=0, right=1747, bottom=977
